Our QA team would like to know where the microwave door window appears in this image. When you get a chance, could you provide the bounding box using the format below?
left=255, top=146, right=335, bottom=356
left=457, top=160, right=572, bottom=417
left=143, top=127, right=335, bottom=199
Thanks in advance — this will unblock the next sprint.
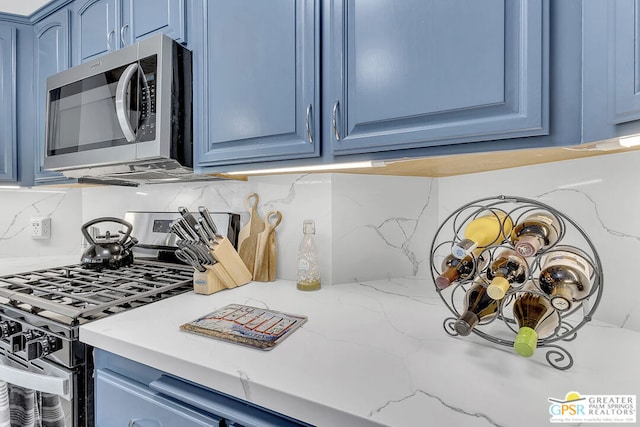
left=47, top=64, right=140, bottom=156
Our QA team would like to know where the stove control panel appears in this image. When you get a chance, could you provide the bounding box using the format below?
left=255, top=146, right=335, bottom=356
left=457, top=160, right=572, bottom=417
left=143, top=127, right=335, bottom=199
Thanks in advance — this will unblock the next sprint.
left=26, top=335, right=63, bottom=361
left=0, top=320, right=21, bottom=339
left=9, top=330, right=63, bottom=360
left=10, top=330, right=42, bottom=353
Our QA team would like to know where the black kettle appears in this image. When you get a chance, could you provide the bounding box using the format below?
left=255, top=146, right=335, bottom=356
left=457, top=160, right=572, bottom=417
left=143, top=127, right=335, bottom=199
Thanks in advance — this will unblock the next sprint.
left=81, top=217, right=138, bottom=270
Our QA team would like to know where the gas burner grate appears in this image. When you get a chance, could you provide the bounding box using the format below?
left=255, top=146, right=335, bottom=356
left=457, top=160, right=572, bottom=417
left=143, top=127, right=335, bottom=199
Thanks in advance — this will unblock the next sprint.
left=0, top=260, right=193, bottom=322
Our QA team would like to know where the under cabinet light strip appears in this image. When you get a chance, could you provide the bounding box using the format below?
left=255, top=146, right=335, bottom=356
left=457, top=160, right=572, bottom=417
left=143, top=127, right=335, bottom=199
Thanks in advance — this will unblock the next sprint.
left=223, top=161, right=384, bottom=176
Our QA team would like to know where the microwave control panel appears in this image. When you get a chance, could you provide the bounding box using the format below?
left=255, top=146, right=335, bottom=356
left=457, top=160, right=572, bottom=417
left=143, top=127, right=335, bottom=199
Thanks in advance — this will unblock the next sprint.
left=139, top=74, right=156, bottom=142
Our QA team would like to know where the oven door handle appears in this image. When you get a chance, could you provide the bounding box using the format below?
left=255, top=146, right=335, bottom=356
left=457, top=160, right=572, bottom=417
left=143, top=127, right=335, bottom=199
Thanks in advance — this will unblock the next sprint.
left=115, top=62, right=139, bottom=143
left=0, top=363, right=70, bottom=400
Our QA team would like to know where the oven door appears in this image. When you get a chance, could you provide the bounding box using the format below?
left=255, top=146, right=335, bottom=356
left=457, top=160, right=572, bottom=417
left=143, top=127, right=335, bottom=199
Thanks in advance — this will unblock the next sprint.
left=0, top=349, right=74, bottom=426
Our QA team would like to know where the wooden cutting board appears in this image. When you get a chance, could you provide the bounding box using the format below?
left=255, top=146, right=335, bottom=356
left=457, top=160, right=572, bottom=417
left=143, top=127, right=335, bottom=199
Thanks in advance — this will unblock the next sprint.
left=252, top=210, right=282, bottom=282
left=237, top=193, right=265, bottom=275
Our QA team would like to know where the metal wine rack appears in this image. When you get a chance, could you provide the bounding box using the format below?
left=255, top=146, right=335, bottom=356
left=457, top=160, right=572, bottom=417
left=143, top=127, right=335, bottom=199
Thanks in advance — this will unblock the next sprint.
left=429, top=195, right=603, bottom=370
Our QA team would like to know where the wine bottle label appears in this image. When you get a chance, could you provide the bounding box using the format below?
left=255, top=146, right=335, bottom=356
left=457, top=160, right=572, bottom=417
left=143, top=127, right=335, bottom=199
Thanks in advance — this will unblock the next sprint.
left=541, top=250, right=592, bottom=280
left=451, top=239, right=477, bottom=259
left=525, top=212, right=558, bottom=228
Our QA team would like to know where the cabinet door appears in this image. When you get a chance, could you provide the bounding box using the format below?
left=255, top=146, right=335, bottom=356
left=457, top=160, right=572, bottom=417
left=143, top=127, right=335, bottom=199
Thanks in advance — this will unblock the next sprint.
left=197, top=0, right=319, bottom=167
left=0, top=24, right=16, bottom=182
left=326, top=0, right=548, bottom=155
left=121, top=0, right=186, bottom=47
left=96, top=369, right=223, bottom=427
left=611, top=0, right=640, bottom=123
left=34, top=8, right=75, bottom=184
left=74, top=0, right=119, bottom=64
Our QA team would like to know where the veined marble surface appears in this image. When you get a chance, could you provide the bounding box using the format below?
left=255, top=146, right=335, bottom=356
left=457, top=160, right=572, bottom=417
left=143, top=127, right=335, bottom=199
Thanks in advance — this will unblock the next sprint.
left=439, top=150, right=640, bottom=332
left=80, top=278, right=640, bottom=427
left=2, top=149, right=639, bottom=333
left=79, top=174, right=436, bottom=286
left=0, top=187, right=82, bottom=259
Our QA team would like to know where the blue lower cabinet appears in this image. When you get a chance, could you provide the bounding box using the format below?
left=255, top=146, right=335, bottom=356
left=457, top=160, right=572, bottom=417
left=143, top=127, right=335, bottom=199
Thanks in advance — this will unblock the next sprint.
left=94, top=349, right=311, bottom=427
left=96, top=369, right=223, bottom=426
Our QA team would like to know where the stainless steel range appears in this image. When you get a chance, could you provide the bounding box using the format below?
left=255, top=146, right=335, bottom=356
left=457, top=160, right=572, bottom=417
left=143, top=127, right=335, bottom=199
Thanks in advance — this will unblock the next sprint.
left=0, top=211, right=237, bottom=426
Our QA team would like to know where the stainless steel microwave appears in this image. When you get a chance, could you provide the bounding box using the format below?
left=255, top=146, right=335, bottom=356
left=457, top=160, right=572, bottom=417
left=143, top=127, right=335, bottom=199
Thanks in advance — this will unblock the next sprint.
left=44, top=34, right=192, bottom=184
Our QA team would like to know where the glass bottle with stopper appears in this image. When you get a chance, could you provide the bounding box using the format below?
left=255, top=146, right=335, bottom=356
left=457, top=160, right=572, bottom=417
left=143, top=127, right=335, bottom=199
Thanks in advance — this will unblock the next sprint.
left=297, top=220, right=321, bottom=291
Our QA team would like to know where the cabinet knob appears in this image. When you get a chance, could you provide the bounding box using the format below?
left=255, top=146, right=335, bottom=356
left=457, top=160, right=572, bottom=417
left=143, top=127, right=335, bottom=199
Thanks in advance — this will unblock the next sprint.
left=306, top=104, right=313, bottom=143
left=332, top=100, right=341, bottom=141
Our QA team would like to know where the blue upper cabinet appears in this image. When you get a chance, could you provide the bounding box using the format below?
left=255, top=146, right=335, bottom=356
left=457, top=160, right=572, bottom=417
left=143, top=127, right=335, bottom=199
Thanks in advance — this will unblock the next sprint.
left=34, top=7, right=74, bottom=184
left=0, top=24, right=17, bottom=182
left=196, top=0, right=320, bottom=167
left=326, top=0, right=549, bottom=156
left=582, top=0, right=640, bottom=143
left=73, top=0, right=186, bottom=65
left=73, top=0, right=118, bottom=64
left=610, top=0, right=640, bottom=124
left=121, top=0, right=186, bottom=46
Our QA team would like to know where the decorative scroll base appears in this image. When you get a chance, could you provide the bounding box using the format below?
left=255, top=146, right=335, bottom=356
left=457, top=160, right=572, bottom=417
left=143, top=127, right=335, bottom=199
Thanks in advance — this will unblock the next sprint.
left=442, top=317, right=574, bottom=370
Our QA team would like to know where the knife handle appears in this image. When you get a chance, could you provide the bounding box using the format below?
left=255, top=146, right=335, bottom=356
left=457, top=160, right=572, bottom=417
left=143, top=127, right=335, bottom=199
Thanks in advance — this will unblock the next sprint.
left=198, top=217, right=218, bottom=243
left=198, top=206, right=221, bottom=237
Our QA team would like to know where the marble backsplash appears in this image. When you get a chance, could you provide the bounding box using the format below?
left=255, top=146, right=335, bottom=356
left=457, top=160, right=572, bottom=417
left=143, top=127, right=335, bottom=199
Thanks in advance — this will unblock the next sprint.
left=0, top=186, right=82, bottom=258
left=78, top=173, right=437, bottom=285
left=0, top=149, right=637, bottom=332
left=438, top=150, right=639, bottom=332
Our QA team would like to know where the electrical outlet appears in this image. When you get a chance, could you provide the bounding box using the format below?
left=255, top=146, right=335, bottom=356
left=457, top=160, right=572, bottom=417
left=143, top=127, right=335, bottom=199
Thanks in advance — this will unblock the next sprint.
left=31, top=217, right=51, bottom=240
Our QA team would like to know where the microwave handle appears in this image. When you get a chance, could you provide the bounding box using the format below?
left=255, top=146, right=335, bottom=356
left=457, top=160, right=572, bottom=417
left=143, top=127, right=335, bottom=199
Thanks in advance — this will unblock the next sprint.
left=0, top=363, right=70, bottom=400
left=115, top=63, right=139, bottom=143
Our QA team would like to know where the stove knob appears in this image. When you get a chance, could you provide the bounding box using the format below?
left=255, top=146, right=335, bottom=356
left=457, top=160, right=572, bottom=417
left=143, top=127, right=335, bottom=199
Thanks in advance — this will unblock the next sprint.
left=0, top=321, right=21, bottom=339
left=26, top=336, right=63, bottom=361
left=10, top=330, right=42, bottom=353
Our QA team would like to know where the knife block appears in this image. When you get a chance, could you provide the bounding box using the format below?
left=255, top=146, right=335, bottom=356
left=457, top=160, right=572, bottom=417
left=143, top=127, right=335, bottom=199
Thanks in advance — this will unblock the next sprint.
left=193, top=237, right=252, bottom=295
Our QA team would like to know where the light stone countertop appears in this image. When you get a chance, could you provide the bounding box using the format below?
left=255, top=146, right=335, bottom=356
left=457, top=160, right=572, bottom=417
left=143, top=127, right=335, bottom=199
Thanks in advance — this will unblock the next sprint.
left=79, top=278, right=640, bottom=427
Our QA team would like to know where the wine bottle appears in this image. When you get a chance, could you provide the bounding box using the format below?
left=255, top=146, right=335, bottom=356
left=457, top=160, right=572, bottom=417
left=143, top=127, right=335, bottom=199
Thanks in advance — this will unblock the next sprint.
left=538, top=247, right=593, bottom=311
left=451, top=211, right=513, bottom=259
left=485, top=248, right=527, bottom=299
left=512, top=291, right=559, bottom=357
left=454, top=278, right=499, bottom=336
left=435, top=249, right=487, bottom=290
left=510, top=211, right=561, bottom=257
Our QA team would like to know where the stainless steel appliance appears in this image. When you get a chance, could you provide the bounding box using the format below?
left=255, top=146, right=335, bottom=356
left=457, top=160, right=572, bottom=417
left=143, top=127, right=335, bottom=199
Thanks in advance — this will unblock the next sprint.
left=44, top=34, right=193, bottom=186
left=0, top=211, right=209, bottom=426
